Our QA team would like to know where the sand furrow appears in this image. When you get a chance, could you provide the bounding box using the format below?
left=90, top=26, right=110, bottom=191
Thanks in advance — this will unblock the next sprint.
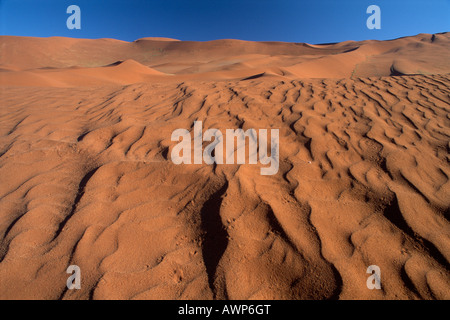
left=0, top=72, right=449, bottom=299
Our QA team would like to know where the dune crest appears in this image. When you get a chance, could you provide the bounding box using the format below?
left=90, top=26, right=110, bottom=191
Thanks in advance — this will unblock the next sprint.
left=136, top=37, right=180, bottom=42
left=1, top=32, right=449, bottom=85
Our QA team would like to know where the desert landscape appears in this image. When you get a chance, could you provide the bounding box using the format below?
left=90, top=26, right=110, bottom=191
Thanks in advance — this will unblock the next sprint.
left=0, top=32, right=449, bottom=299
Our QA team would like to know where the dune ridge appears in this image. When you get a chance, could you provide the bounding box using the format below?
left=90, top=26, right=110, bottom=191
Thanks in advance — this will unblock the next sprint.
left=1, top=32, right=449, bottom=85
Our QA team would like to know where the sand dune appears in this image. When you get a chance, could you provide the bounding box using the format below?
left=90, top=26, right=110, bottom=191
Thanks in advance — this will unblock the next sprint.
left=0, top=59, right=168, bottom=87
left=1, top=32, right=449, bottom=84
left=0, top=33, right=449, bottom=300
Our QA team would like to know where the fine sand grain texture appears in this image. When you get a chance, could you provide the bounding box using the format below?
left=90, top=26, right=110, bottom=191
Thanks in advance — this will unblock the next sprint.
left=0, top=33, right=449, bottom=300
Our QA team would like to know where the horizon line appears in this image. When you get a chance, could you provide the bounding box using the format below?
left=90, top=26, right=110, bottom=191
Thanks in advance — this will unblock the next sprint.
left=1, top=30, right=449, bottom=46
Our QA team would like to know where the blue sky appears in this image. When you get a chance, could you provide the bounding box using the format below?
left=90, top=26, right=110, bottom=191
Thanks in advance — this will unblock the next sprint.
left=1, top=0, right=449, bottom=43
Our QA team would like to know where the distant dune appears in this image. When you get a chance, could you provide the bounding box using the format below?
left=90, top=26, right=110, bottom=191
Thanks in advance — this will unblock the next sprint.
left=1, top=32, right=449, bottom=85
left=136, top=37, right=181, bottom=42
left=0, top=33, right=449, bottom=300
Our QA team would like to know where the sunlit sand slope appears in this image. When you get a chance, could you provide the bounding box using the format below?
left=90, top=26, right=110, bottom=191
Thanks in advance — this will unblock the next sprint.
left=0, top=73, right=449, bottom=299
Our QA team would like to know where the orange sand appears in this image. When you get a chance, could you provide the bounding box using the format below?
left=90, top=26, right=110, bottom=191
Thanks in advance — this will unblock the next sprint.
left=0, top=33, right=449, bottom=299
